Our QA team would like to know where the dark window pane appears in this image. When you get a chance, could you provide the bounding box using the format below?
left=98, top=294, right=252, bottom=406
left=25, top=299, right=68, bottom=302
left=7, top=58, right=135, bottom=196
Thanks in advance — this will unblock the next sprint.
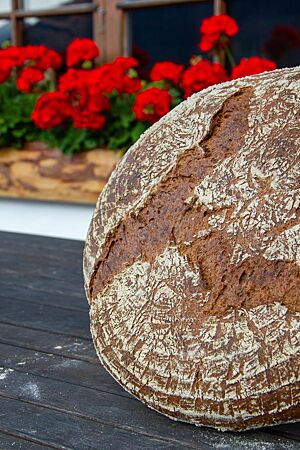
left=229, top=0, right=300, bottom=68
left=23, top=0, right=92, bottom=11
left=130, top=2, right=213, bottom=70
left=0, top=20, right=10, bottom=46
left=23, top=14, right=93, bottom=52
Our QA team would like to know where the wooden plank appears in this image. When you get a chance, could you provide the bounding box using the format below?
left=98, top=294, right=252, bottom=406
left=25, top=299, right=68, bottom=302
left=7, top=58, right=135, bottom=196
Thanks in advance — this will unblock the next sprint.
left=3, top=342, right=300, bottom=441
left=0, top=244, right=83, bottom=269
left=0, top=323, right=97, bottom=363
left=0, top=289, right=86, bottom=313
left=0, top=431, right=55, bottom=450
left=0, top=342, right=131, bottom=399
left=0, top=231, right=85, bottom=258
left=0, top=274, right=84, bottom=300
left=0, top=243, right=84, bottom=268
left=0, top=367, right=297, bottom=449
left=0, top=397, right=183, bottom=450
left=0, top=233, right=86, bottom=310
left=0, top=274, right=85, bottom=302
left=0, top=143, right=120, bottom=204
left=0, top=252, right=83, bottom=283
left=266, top=423, right=300, bottom=440
left=0, top=297, right=90, bottom=340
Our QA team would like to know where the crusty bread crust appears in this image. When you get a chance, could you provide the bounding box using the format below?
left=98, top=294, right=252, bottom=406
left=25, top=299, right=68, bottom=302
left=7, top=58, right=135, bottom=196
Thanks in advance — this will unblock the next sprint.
left=84, top=67, right=300, bottom=431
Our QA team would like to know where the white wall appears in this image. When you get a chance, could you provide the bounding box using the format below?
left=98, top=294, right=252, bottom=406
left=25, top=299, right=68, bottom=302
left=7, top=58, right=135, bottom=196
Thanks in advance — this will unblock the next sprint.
left=0, top=199, right=94, bottom=241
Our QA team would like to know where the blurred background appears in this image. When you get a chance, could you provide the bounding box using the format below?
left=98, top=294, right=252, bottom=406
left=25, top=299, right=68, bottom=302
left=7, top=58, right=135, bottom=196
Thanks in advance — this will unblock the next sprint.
left=1, top=0, right=299, bottom=68
left=0, top=0, right=299, bottom=240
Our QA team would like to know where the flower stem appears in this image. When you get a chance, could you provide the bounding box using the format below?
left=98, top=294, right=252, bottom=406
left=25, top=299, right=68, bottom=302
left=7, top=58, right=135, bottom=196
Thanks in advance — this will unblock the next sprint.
left=212, top=49, right=221, bottom=65
left=225, top=45, right=236, bottom=68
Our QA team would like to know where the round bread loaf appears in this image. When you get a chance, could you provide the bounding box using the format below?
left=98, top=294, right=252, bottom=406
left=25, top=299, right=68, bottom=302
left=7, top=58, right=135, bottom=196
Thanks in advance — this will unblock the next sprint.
left=84, top=67, right=300, bottom=431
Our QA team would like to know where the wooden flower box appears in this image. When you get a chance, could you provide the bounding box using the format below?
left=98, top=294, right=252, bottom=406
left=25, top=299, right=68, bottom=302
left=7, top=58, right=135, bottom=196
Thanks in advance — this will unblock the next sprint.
left=0, top=142, right=121, bottom=204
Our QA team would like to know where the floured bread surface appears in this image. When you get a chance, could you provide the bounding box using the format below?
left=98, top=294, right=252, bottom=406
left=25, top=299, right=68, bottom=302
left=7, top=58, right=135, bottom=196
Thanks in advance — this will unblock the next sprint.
left=84, top=67, right=300, bottom=431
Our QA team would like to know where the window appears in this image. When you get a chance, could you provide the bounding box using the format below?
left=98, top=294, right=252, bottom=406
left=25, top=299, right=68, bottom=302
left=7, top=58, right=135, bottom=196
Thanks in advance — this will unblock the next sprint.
left=1, top=0, right=299, bottom=68
left=229, top=0, right=300, bottom=68
left=117, top=1, right=226, bottom=69
left=117, top=0, right=300, bottom=70
left=0, top=1, right=105, bottom=58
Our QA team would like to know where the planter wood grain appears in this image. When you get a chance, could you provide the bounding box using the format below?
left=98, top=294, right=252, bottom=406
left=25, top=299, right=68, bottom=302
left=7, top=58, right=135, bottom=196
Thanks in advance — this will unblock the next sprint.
left=0, top=142, right=121, bottom=204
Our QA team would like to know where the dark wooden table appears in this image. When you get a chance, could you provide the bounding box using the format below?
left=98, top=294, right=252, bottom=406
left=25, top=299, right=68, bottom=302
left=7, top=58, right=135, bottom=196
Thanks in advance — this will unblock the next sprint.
left=0, top=231, right=299, bottom=450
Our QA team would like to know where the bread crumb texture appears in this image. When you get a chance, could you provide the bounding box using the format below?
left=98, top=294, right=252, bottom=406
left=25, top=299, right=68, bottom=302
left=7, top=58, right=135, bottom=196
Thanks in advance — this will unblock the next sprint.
left=84, top=67, right=300, bottom=431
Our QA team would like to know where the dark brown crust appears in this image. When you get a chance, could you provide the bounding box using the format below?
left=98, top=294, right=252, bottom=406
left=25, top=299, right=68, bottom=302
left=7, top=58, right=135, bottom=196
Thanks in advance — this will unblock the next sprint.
left=91, top=308, right=300, bottom=431
left=90, top=88, right=253, bottom=299
left=90, top=87, right=300, bottom=315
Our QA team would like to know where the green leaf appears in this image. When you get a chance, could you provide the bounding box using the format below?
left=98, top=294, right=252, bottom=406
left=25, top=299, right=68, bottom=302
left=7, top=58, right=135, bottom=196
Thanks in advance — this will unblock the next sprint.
left=169, top=87, right=183, bottom=99
left=144, top=80, right=166, bottom=89
left=120, top=110, right=135, bottom=128
left=130, top=122, right=147, bottom=142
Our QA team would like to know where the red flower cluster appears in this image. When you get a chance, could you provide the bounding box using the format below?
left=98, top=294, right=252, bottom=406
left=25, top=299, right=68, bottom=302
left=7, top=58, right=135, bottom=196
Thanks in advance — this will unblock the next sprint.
left=71, top=109, right=106, bottom=130
left=2, top=20, right=280, bottom=144
left=91, top=57, right=141, bottom=94
left=0, top=46, right=25, bottom=84
left=25, top=45, right=62, bottom=71
left=150, top=61, right=184, bottom=85
left=231, top=57, right=277, bottom=79
left=32, top=54, right=143, bottom=130
left=66, top=38, right=99, bottom=67
left=181, top=60, right=228, bottom=98
left=32, top=92, right=71, bottom=129
left=56, top=69, right=110, bottom=129
left=114, top=56, right=138, bottom=72
left=17, top=67, right=44, bottom=92
left=133, top=87, right=172, bottom=123
left=199, top=14, right=239, bottom=51
left=69, top=80, right=110, bottom=131
left=0, top=44, right=62, bottom=90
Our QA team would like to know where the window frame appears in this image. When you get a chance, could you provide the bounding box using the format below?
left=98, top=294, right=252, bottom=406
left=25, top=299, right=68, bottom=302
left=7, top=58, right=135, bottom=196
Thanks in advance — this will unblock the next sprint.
left=0, top=0, right=105, bottom=59
left=117, top=0, right=227, bottom=58
left=0, top=0, right=227, bottom=62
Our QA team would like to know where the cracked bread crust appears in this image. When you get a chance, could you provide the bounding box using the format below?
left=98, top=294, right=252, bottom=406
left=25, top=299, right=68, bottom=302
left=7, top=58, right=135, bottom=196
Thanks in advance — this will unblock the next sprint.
left=84, top=67, right=300, bottom=431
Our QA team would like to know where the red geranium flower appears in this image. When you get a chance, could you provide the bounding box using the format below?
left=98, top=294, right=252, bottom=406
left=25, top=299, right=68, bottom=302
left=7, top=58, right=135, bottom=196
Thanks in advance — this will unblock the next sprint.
left=0, top=46, right=25, bottom=83
left=17, top=67, right=44, bottom=92
left=122, top=76, right=142, bottom=94
left=86, top=91, right=110, bottom=113
left=32, top=92, right=71, bottom=129
left=59, top=69, right=87, bottom=104
left=71, top=85, right=110, bottom=130
left=0, top=46, right=25, bottom=69
left=0, top=45, right=61, bottom=85
left=59, top=68, right=110, bottom=129
left=133, top=87, right=172, bottom=124
left=66, top=38, right=99, bottom=67
left=71, top=109, right=106, bottom=130
left=181, top=60, right=228, bottom=98
left=25, top=45, right=62, bottom=70
left=113, top=56, right=138, bottom=71
left=88, top=64, right=141, bottom=95
left=112, top=57, right=142, bottom=93
left=89, top=64, right=122, bottom=94
left=231, top=57, right=277, bottom=79
left=60, top=68, right=111, bottom=107
left=0, top=56, right=12, bottom=84
left=199, top=14, right=239, bottom=52
left=150, top=61, right=184, bottom=85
